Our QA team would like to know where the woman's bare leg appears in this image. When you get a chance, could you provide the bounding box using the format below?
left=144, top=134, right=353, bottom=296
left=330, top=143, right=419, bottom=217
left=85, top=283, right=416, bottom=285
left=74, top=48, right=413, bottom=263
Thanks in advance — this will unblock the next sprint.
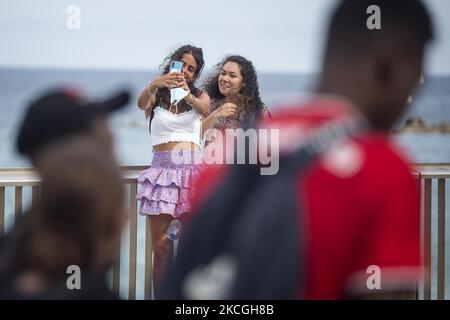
left=148, top=214, right=173, bottom=299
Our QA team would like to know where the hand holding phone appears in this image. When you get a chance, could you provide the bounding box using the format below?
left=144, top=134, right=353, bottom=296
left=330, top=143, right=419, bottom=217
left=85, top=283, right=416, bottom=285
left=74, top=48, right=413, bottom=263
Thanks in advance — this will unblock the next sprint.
left=149, top=61, right=184, bottom=93
left=169, top=60, right=184, bottom=88
left=169, top=61, right=188, bottom=105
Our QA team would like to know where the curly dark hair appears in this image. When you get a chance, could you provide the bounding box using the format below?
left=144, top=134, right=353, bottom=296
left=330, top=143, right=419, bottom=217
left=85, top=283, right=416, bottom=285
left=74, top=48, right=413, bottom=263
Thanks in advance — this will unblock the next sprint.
left=151, top=45, right=204, bottom=118
left=204, top=55, right=265, bottom=126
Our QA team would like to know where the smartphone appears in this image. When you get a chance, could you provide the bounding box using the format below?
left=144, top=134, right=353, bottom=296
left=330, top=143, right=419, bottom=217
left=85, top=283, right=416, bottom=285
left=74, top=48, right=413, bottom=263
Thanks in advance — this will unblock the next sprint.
left=170, top=60, right=183, bottom=73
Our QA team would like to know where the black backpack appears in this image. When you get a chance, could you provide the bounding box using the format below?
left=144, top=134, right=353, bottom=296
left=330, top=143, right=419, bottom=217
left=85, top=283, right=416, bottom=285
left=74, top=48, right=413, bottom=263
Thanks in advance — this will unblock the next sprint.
left=161, top=118, right=364, bottom=300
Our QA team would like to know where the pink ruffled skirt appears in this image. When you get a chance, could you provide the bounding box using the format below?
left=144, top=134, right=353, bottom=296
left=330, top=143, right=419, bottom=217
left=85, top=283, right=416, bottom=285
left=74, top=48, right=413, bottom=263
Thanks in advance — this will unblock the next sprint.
left=137, top=151, right=202, bottom=218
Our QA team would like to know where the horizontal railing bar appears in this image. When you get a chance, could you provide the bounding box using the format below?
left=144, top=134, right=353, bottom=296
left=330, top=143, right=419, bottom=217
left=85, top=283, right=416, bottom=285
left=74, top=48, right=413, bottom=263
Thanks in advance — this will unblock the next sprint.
left=0, top=165, right=449, bottom=185
left=0, top=166, right=149, bottom=173
left=416, top=172, right=450, bottom=179
left=0, top=170, right=141, bottom=187
left=1, top=163, right=446, bottom=171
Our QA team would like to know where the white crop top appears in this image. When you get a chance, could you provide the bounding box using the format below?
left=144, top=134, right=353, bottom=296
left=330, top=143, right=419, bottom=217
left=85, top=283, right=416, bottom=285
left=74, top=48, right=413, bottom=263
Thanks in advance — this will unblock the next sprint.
left=150, top=106, right=202, bottom=147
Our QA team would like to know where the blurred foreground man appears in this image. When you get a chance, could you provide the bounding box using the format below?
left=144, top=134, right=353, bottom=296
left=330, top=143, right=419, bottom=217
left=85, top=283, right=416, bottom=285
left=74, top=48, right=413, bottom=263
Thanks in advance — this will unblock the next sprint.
left=189, top=0, right=433, bottom=299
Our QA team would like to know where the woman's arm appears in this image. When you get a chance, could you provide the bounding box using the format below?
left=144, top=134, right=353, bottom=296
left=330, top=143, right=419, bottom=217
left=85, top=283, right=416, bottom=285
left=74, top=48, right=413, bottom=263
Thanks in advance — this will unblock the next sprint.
left=201, top=103, right=238, bottom=135
left=137, top=83, right=158, bottom=119
left=185, top=91, right=211, bottom=115
left=177, top=79, right=210, bottom=115
left=137, top=72, right=184, bottom=118
left=202, top=109, right=220, bottom=135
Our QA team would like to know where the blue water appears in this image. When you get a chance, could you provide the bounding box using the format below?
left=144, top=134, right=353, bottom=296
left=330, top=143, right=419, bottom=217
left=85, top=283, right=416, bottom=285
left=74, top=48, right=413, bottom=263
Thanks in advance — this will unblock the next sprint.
left=0, top=68, right=449, bottom=299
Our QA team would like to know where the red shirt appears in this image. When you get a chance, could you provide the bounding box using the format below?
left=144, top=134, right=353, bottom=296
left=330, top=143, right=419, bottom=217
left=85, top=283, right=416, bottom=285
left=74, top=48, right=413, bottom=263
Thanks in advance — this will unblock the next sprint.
left=192, top=96, right=421, bottom=299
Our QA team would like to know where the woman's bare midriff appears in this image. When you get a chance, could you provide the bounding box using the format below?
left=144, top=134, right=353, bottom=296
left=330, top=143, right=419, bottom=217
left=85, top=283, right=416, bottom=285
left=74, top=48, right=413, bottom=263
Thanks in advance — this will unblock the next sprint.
left=153, top=141, right=200, bottom=152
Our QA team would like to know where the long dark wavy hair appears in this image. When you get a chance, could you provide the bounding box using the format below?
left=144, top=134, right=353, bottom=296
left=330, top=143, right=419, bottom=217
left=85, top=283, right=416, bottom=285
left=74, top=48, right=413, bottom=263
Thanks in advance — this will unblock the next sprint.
left=204, top=55, right=265, bottom=126
left=148, top=45, right=204, bottom=120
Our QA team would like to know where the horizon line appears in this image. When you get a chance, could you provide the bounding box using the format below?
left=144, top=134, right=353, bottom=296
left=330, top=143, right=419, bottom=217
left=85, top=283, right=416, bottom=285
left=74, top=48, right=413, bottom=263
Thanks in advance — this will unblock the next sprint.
left=0, top=64, right=318, bottom=76
left=1, top=64, right=449, bottom=77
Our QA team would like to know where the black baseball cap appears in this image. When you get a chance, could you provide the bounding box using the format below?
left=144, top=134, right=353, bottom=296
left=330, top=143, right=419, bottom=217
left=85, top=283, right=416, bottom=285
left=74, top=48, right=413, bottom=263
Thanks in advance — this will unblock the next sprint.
left=17, top=88, right=130, bottom=159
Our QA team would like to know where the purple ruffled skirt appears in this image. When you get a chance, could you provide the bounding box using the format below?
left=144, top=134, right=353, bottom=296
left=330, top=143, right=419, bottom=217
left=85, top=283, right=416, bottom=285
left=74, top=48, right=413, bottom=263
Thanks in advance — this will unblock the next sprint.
left=137, top=151, right=202, bottom=218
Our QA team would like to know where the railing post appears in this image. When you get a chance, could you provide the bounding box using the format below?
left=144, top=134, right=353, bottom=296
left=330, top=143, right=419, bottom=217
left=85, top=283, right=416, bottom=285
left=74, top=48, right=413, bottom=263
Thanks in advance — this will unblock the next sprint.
left=0, top=186, right=4, bottom=235
left=15, top=186, right=22, bottom=220
left=145, top=217, right=153, bottom=300
left=415, top=171, right=421, bottom=300
left=423, top=179, right=432, bottom=300
left=128, top=183, right=138, bottom=300
left=437, top=179, right=446, bottom=300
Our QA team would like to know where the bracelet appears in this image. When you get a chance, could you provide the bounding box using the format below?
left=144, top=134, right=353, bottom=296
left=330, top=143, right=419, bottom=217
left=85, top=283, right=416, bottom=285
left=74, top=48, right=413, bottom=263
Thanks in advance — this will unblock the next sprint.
left=147, top=81, right=157, bottom=97
left=186, top=93, right=196, bottom=106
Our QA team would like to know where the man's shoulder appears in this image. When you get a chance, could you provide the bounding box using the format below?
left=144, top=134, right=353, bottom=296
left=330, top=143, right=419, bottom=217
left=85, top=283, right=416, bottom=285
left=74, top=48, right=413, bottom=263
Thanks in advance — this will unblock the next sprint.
left=264, top=98, right=413, bottom=181
left=314, top=133, right=414, bottom=185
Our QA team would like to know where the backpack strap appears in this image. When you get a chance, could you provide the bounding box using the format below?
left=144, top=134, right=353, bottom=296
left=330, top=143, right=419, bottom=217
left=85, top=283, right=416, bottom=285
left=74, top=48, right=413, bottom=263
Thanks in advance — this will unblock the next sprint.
left=286, top=115, right=368, bottom=172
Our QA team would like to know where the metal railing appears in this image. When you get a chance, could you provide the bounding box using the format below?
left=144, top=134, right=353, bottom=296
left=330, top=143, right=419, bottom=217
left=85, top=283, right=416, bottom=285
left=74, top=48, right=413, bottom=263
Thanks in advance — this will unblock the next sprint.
left=1, top=164, right=449, bottom=300
left=414, top=164, right=450, bottom=300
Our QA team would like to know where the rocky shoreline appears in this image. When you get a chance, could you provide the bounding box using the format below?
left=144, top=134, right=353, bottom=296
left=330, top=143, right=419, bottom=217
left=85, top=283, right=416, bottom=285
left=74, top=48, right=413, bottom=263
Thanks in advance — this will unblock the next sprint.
left=394, top=117, right=450, bottom=134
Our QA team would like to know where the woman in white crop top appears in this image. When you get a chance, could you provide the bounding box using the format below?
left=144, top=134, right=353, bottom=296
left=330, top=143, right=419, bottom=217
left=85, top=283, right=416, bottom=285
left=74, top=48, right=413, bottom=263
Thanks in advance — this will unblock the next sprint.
left=136, top=45, right=210, bottom=297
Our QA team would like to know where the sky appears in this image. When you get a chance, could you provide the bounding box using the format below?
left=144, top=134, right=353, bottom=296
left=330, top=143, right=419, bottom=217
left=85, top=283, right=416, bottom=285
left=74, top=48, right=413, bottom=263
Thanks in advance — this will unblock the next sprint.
left=0, top=0, right=449, bottom=75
